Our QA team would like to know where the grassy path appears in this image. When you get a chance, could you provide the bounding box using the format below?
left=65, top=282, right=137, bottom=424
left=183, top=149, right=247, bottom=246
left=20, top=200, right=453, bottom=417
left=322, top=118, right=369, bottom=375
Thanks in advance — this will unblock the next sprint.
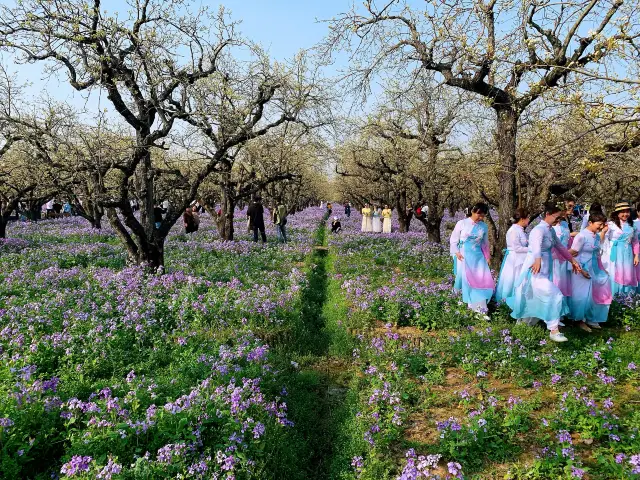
left=275, top=221, right=356, bottom=479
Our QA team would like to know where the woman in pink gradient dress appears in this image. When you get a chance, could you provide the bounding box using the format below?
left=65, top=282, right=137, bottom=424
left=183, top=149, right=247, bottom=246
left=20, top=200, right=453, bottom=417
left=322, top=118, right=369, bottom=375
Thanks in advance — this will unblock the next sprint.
left=602, top=202, right=639, bottom=297
left=510, top=203, right=583, bottom=343
left=449, top=203, right=494, bottom=313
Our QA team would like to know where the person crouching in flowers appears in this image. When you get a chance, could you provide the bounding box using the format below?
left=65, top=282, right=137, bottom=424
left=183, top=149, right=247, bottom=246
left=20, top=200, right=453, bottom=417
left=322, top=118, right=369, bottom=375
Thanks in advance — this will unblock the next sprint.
left=602, top=202, right=639, bottom=296
left=568, top=212, right=612, bottom=332
left=495, top=208, right=529, bottom=306
left=509, top=203, right=584, bottom=343
left=449, top=202, right=494, bottom=313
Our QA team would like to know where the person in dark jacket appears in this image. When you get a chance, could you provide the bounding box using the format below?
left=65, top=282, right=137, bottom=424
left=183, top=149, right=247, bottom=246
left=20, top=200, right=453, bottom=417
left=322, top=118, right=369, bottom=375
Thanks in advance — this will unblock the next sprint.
left=331, top=216, right=342, bottom=233
left=345, top=202, right=351, bottom=217
left=247, top=196, right=267, bottom=243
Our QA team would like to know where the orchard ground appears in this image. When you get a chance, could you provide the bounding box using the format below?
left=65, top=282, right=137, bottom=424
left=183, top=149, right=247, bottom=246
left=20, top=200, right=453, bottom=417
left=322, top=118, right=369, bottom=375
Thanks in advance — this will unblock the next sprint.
left=1, top=207, right=640, bottom=480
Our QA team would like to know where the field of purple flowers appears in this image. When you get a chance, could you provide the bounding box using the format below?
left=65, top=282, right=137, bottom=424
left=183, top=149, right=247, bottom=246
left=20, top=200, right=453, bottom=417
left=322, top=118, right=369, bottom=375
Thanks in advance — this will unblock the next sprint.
left=326, top=210, right=640, bottom=479
left=0, top=209, right=328, bottom=479
left=1, top=207, right=640, bottom=479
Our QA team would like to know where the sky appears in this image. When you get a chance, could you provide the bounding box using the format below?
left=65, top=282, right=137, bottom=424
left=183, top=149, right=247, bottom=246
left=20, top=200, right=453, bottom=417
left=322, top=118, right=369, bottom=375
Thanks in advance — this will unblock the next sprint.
left=0, top=0, right=352, bottom=108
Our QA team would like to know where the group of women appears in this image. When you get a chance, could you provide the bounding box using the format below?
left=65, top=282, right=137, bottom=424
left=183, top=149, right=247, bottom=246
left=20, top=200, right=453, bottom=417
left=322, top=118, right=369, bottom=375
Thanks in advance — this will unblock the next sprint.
left=451, top=201, right=640, bottom=342
left=361, top=204, right=393, bottom=234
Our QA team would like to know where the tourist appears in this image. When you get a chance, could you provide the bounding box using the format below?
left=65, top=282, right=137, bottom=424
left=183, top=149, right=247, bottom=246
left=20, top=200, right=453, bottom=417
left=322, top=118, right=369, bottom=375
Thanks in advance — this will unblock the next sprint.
left=331, top=216, right=342, bottom=233
left=63, top=201, right=72, bottom=217
left=361, top=203, right=372, bottom=233
left=45, top=198, right=55, bottom=219
left=183, top=206, right=199, bottom=234
left=327, top=202, right=333, bottom=216
left=345, top=202, right=351, bottom=218
left=382, top=205, right=392, bottom=233
left=153, top=203, right=165, bottom=229
left=275, top=203, right=288, bottom=243
left=495, top=208, right=529, bottom=306
left=372, top=206, right=382, bottom=233
left=563, top=200, right=579, bottom=237
left=602, top=202, right=639, bottom=296
left=247, top=196, right=267, bottom=243
left=449, top=202, right=494, bottom=313
left=509, top=203, right=583, bottom=343
left=581, top=202, right=604, bottom=230
left=568, top=212, right=612, bottom=332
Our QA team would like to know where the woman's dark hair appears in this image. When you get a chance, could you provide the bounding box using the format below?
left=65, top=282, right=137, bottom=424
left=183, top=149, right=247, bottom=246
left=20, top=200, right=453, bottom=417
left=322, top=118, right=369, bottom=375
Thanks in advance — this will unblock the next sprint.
left=512, top=208, right=529, bottom=225
left=611, top=208, right=633, bottom=229
left=588, top=212, right=607, bottom=224
left=470, top=202, right=489, bottom=215
left=543, top=202, right=562, bottom=217
left=589, top=202, right=603, bottom=214
left=636, top=203, right=640, bottom=214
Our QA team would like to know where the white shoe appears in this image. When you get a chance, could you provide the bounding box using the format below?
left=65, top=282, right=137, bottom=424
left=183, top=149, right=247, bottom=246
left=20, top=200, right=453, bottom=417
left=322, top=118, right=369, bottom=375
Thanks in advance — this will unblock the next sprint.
left=586, top=322, right=602, bottom=329
left=550, top=332, right=568, bottom=343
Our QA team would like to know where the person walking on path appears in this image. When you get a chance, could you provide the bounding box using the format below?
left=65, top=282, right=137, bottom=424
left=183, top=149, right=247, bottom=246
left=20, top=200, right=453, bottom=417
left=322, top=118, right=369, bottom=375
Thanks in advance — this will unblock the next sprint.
left=382, top=205, right=392, bottom=233
left=274, top=203, right=288, bottom=243
left=449, top=202, right=495, bottom=313
left=247, top=196, right=267, bottom=243
left=345, top=202, right=351, bottom=218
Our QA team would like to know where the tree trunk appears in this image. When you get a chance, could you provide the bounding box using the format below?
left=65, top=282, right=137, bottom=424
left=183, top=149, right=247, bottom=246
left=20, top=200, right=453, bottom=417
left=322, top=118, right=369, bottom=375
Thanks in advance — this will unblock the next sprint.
left=424, top=214, right=442, bottom=243
left=91, top=215, right=102, bottom=229
left=0, top=216, right=7, bottom=239
left=493, top=106, right=519, bottom=269
left=395, top=190, right=412, bottom=233
left=216, top=190, right=236, bottom=241
left=140, top=239, right=165, bottom=271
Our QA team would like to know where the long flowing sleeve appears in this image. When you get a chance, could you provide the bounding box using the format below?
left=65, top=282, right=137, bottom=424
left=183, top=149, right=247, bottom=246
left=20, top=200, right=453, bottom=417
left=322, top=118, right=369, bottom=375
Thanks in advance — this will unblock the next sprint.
left=551, top=228, right=575, bottom=263
left=632, top=228, right=639, bottom=255
left=571, top=234, right=585, bottom=254
left=528, top=227, right=544, bottom=259
left=481, top=225, right=490, bottom=261
left=450, top=220, right=463, bottom=256
left=509, top=228, right=529, bottom=253
left=581, top=213, right=589, bottom=230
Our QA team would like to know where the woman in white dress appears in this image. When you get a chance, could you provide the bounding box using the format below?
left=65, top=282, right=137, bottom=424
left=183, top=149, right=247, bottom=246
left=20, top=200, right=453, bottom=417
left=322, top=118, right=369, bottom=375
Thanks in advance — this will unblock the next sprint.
left=372, top=206, right=383, bottom=233
left=601, top=202, right=639, bottom=296
left=569, top=212, right=611, bottom=332
left=495, top=208, right=529, bottom=306
left=382, top=205, right=392, bottom=233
